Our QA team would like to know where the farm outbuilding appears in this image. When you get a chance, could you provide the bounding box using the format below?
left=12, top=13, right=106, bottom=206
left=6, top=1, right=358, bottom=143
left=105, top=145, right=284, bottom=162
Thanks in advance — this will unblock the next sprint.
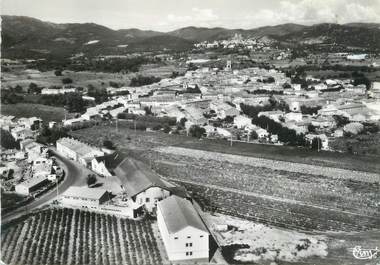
left=15, top=175, right=49, bottom=196
left=157, top=195, right=209, bottom=262
left=114, top=158, right=171, bottom=215
left=61, top=186, right=109, bottom=209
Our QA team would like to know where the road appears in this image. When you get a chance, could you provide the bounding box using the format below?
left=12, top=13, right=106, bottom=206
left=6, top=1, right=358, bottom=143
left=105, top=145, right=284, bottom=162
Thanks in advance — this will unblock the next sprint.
left=1, top=150, right=88, bottom=224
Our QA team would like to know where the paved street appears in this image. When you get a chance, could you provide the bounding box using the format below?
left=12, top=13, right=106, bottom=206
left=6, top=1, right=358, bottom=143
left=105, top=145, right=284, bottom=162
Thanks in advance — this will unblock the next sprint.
left=1, top=149, right=89, bottom=224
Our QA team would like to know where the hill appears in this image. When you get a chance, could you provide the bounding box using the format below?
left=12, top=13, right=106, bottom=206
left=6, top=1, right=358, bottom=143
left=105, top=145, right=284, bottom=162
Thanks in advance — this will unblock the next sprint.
left=1, top=15, right=193, bottom=58
left=2, top=15, right=379, bottom=59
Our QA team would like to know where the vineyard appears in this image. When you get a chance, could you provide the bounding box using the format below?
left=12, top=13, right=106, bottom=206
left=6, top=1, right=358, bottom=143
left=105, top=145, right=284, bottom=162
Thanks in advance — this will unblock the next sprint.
left=1, top=208, right=162, bottom=265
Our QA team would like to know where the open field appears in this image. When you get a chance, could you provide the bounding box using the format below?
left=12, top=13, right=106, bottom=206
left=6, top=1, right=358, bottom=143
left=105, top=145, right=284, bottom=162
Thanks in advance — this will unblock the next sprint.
left=0, top=207, right=162, bottom=265
left=2, top=69, right=132, bottom=91
left=1, top=103, right=70, bottom=121
left=70, top=125, right=380, bottom=233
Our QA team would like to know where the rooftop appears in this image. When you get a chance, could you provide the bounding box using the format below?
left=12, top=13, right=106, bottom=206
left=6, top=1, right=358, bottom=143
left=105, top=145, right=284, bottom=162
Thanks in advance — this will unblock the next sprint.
left=114, top=158, right=169, bottom=198
left=63, top=186, right=108, bottom=200
left=158, top=195, right=208, bottom=234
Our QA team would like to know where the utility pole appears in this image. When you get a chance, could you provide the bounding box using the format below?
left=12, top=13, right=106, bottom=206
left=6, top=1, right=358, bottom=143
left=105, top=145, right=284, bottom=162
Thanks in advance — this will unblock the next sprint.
left=56, top=176, right=59, bottom=201
left=134, top=119, right=136, bottom=133
left=230, top=135, right=233, bottom=147
left=116, top=118, right=118, bottom=132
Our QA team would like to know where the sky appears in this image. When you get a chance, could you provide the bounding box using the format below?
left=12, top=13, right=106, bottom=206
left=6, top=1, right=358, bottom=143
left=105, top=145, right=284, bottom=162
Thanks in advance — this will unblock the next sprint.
left=1, top=0, right=380, bottom=31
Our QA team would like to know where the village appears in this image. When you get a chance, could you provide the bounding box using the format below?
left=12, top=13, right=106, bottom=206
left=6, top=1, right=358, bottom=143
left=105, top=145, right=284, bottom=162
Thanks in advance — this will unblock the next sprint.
left=1, top=56, right=380, bottom=264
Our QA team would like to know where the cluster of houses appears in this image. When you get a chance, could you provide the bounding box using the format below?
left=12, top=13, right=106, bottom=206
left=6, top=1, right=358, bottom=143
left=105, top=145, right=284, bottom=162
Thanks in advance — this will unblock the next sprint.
left=55, top=140, right=210, bottom=262
left=0, top=115, right=61, bottom=196
left=55, top=63, right=380, bottom=152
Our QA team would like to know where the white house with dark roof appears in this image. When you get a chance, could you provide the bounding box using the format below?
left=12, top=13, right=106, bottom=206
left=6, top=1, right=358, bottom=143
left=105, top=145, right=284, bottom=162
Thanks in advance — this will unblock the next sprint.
left=157, top=195, right=209, bottom=262
left=114, top=158, right=171, bottom=214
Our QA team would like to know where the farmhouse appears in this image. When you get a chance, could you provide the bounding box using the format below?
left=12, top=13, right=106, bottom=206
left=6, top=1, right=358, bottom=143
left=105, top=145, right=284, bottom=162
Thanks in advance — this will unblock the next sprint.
left=157, top=195, right=209, bottom=262
left=114, top=158, right=171, bottom=215
left=61, top=186, right=110, bottom=209
left=56, top=138, right=104, bottom=166
left=15, top=175, right=49, bottom=196
left=91, top=151, right=127, bottom=177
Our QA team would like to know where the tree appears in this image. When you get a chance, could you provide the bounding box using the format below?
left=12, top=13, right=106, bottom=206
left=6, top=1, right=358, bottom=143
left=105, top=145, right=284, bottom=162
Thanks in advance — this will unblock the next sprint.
left=311, top=137, right=322, bottom=150
left=189, top=125, right=206, bottom=138
left=87, top=174, right=97, bottom=187
left=54, top=69, right=63, bottom=76
left=28, top=83, right=42, bottom=94
left=333, top=115, right=350, bottom=127
left=250, top=130, right=258, bottom=140
left=0, top=129, right=19, bottom=149
left=103, top=140, right=116, bottom=150
left=62, top=78, right=73, bottom=84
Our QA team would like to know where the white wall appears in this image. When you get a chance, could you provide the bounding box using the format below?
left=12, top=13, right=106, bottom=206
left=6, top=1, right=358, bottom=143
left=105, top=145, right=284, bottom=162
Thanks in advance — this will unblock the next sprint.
left=157, top=209, right=209, bottom=261
left=135, top=187, right=170, bottom=212
left=56, top=142, right=77, bottom=161
left=91, top=159, right=112, bottom=177
left=61, top=196, right=100, bottom=209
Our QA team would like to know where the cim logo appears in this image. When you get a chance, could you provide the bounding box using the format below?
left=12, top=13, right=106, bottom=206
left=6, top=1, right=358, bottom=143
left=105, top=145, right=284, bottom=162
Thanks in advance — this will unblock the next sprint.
left=352, top=246, right=379, bottom=260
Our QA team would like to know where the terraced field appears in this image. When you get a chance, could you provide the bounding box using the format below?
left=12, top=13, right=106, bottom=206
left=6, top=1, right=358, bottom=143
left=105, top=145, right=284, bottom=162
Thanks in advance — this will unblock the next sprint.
left=132, top=147, right=380, bottom=232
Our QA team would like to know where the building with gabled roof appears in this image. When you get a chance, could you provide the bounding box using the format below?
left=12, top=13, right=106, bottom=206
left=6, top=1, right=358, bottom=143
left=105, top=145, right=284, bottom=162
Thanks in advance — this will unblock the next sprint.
left=157, top=195, right=209, bottom=262
left=91, top=151, right=127, bottom=177
left=114, top=158, right=171, bottom=213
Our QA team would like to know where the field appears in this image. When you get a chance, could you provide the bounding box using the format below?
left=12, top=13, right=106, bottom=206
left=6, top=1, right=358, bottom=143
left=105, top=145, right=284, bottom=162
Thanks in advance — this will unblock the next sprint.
left=0, top=208, right=162, bottom=265
left=70, top=125, right=380, bottom=233
left=70, top=123, right=380, bottom=173
left=1, top=103, right=70, bottom=121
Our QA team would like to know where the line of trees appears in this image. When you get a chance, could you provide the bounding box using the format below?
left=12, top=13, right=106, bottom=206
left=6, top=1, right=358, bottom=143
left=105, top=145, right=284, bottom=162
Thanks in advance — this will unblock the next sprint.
left=130, top=75, right=161, bottom=87
left=252, top=115, right=306, bottom=146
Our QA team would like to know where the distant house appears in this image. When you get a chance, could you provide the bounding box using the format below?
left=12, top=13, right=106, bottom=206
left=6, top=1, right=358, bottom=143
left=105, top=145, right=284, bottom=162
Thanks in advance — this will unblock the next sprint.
left=258, top=111, right=284, bottom=122
left=11, top=127, right=34, bottom=141
left=234, top=115, right=252, bottom=129
left=15, top=175, right=49, bottom=196
left=114, top=158, right=171, bottom=216
left=33, top=157, right=53, bottom=176
left=41, top=87, right=77, bottom=95
left=91, top=151, right=127, bottom=177
left=61, top=187, right=109, bottom=209
left=157, top=195, right=209, bottom=262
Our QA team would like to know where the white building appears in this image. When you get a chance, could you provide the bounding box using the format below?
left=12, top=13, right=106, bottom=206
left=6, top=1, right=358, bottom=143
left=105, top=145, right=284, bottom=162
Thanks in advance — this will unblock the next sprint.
left=56, top=138, right=104, bottom=167
left=114, top=158, right=171, bottom=216
left=15, top=175, right=49, bottom=196
left=61, top=186, right=109, bottom=209
left=157, top=195, right=209, bottom=262
left=91, top=151, right=126, bottom=177
left=234, top=115, right=252, bottom=129
left=41, top=87, right=77, bottom=95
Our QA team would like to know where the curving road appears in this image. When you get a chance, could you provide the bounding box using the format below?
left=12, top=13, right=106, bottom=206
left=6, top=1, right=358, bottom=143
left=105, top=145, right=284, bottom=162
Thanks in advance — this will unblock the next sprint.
left=1, top=149, right=87, bottom=224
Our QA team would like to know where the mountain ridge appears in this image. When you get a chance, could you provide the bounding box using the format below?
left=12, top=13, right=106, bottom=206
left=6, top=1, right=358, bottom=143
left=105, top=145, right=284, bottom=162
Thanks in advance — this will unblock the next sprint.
left=2, top=15, right=379, bottom=59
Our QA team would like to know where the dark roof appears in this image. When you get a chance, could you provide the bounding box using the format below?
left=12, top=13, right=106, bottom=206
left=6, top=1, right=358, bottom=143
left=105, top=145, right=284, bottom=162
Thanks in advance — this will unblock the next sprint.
left=158, top=195, right=209, bottom=234
left=95, top=151, right=127, bottom=171
left=114, top=158, right=169, bottom=198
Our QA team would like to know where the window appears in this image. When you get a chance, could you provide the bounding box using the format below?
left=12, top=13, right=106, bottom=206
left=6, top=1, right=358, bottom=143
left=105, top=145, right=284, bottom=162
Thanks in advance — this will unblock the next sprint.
left=146, top=198, right=150, bottom=202
left=190, top=243, right=193, bottom=247
left=174, top=237, right=178, bottom=240
left=186, top=252, right=189, bottom=256
left=187, top=236, right=191, bottom=239
left=200, top=235, right=204, bottom=238
left=189, top=252, right=193, bottom=256
left=185, top=243, right=188, bottom=247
